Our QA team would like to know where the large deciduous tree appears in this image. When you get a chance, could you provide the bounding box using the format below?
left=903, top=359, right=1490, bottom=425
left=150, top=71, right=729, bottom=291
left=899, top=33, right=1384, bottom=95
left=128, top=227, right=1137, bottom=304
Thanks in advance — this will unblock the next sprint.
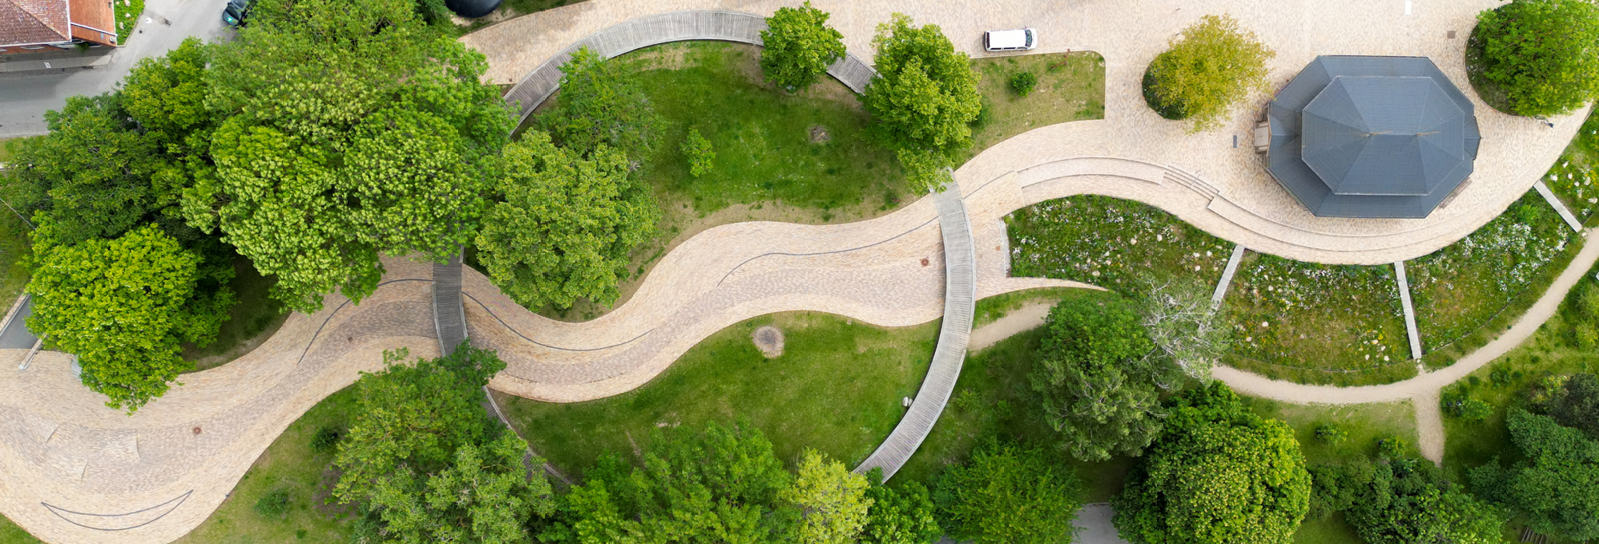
left=933, top=441, right=1086, bottom=544
left=784, top=449, right=873, bottom=544
left=1343, top=458, right=1506, bottom=544
left=1031, top=295, right=1171, bottom=462
left=539, top=422, right=800, bottom=543
left=1544, top=373, right=1599, bottom=440
left=1470, top=409, right=1599, bottom=541
left=475, top=132, right=658, bottom=310
left=1139, top=277, right=1230, bottom=383
left=197, top=0, right=511, bottom=313
left=862, top=13, right=981, bottom=194
left=27, top=225, right=233, bottom=412
left=861, top=469, right=941, bottom=544
left=539, top=46, right=662, bottom=160
left=334, top=347, right=555, bottom=543
left=1142, top=14, right=1273, bottom=133
left=1113, top=383, right=1311, bottom=544
left=1469, top=0, right=1599, bottom=117
left=760, top=2, right=846, bottom=91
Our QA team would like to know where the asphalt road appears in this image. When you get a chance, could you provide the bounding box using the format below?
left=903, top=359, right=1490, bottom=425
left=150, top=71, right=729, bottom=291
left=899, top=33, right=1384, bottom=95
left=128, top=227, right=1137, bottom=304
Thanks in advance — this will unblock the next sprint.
left=0, top=0, right=232, bottom=138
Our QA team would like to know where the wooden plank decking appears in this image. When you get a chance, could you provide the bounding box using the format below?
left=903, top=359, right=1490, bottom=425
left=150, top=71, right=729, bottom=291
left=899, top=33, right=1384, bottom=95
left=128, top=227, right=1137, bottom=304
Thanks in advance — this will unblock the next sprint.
left=433, top=252, right=468, bottom=356
left=503, top=10, right=878, bottom=123
left=854, top=188, right=978, bottom=481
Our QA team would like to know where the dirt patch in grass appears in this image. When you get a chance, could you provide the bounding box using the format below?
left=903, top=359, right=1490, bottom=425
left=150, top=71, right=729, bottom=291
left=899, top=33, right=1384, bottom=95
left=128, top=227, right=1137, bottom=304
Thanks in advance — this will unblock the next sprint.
left=499, top=312, right=937, bottom=475
left=968, top=52, right=1105, bottom=153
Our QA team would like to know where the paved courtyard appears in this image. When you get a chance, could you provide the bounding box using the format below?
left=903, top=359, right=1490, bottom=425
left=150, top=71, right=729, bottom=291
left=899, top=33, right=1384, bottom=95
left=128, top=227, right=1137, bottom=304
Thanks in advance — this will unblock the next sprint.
left=0, top=0, right=1591, bottom=542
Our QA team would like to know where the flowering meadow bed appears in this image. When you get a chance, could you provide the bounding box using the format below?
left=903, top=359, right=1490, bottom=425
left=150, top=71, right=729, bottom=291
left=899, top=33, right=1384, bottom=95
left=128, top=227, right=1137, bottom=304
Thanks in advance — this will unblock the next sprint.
left=1006, top=195, right=1230, bottom=294
left=1543, top=110, right=1599, bottom=225
left=1222, top=256, right=1416, bottom=385
left=1409, top=191, right=1579, bottom=370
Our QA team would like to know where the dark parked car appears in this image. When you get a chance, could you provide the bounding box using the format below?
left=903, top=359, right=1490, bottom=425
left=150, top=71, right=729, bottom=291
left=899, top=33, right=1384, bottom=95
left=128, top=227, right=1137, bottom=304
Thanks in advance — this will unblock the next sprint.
left=223, top=0, right=249, bottom=27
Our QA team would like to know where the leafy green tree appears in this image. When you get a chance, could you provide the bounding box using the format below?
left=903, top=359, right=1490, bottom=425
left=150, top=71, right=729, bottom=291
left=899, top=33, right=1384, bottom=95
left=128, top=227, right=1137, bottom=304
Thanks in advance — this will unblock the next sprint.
left=121, top=37, right=219, bottom=219
left=27, top=225, right=233, bottom=411
left=1113, top=383, right=1311, bottom=544
left=1142, top=14, right=1274, bottom=132
left=861, top=469, right=940, bottom=544
left=934, top=441, right=1085, bottom=544
left=333, top=347, right=554, bottom=543
left=1346, top=458, right=1507, bottom=544
left=681, top=128, right=715, bottom=178
left=760, top=1, right=846, bottom=91
left=199, top=0, right=511, bottom=313
left=1470, top=409, right=1599, bottom=541
left=539, top=422, right=800, bottom=543
left=1031, top=295, right=1169, bottom=462
left=784, top=449, right=872, bottom=544
left=476, top=132, right=658, bottom=310
left=1545, top=373, right=1599, bottom=439
left=1470, top=0, right=1599, bottom=116
left=540, top=46, right=662, bottom=160
left=3, top=95, right=162, bottom=248
left=862, top=13, right=981, bottom=193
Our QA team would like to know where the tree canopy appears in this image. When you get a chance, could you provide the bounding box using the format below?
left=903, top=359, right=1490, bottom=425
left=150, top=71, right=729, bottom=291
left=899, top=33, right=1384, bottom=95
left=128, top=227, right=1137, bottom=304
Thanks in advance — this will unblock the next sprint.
left=760, top=2, right=846, bottom=91
left=475, top=132, right=658, bottom=310
left=26, top=225, right=232, bottom=412
left=1470, top=408, right=1599, bottom=541
left=862, top=13, right=981, bottom=194
left=334, top=347, right=554, bottom=543
left=1340, top=458, right=1506, bottom=544
left=784, top=449, right=873, bottom=544
left=1545, top=373, right=1599, bottom=440
left=1142, top=14, right=1274, bottom=133
left=1031, top=295, right=1170, bottom=461
left=861, top=469, right=940, bottom=544
left=196, top=0, right=512, bottom=313
left=540, top=47, right=662, bottom=160
left=933, top=440, right=1086, bottom=544
left=1469, top=0, right=1599, bottom=117
left=1113, top=383, right=1311, bottom=544
left=539, top=421, right=800, bottom=543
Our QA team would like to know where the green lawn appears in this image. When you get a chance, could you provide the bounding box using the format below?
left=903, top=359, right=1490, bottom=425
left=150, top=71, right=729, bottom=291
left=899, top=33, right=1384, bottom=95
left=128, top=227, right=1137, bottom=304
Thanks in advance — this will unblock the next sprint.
left=1224, top=254, right=1415, bottom=386
left=968, top=52, right=1106, bottom=153
left=173, top=387, right=359, bottom=543
left=0, top=517, right=39, bottom=544
left=1410, top=191, right=1579, bottom=370
left=1007, top=195, right=1231, bottom=295
left=498, top=312, right=937, bottom=476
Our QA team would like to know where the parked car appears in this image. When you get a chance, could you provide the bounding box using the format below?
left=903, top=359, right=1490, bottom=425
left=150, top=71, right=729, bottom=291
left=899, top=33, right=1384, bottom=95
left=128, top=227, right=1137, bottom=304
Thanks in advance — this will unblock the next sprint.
left=223, top=0, right=250, bottom=27
left=983, top=28, right=1037, bottom=52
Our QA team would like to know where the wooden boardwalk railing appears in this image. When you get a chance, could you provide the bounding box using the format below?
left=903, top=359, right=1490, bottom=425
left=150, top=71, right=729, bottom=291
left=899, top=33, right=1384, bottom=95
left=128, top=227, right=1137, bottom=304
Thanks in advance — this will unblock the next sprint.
left=854, top=187, right=978, bottom=481
left=502, top=10, right=878, bottom=123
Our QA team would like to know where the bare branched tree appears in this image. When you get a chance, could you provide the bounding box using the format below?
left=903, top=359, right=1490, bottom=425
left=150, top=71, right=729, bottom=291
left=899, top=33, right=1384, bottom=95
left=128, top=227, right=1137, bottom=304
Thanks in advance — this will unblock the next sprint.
left=1138, top=276, right=1231, bottom=384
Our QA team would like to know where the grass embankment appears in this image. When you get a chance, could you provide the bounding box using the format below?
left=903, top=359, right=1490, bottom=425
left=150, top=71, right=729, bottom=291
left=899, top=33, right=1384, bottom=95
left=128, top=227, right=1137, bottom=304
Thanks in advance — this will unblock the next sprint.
left=968, top=52, right=1105, bottom=153
left=0, top=518, right=39, bottom=544
left=0, top=138, right=32, bottom=307
left=1411, top=191, right=1579, bottom=370
left=499, top=312, right=937, bottom=475
left=173, top=387, right=359, bottom=543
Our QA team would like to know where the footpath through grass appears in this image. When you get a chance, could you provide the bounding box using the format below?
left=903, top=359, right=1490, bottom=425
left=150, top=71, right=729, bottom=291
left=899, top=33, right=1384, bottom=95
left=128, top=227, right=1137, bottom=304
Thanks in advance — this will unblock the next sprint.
left=173, top=387, right=358, bottom=543
left=1410, top=191, right=1579, bottom=370
left=499, top=312, right=936, bottom=476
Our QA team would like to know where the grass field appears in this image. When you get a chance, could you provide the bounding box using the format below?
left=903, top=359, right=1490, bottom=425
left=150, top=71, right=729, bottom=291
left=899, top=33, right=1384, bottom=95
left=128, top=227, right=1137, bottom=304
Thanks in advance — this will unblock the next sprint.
left=172, top=387, right=359, bottom=543
left=1223, top=254, right=1415, bottom=386
left=498, top=312, right=937, bottom=476
left=968, top=52, right=1106, bottom=153
left=0, top=517, right=38, bottom=544
left=1410, top=191, right=1578, bottom=370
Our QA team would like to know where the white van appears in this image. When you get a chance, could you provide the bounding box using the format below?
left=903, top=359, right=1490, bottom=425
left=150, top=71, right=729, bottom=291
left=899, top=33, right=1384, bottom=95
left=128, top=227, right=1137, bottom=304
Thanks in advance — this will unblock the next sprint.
left=984, top=28, right=1037, bottom=52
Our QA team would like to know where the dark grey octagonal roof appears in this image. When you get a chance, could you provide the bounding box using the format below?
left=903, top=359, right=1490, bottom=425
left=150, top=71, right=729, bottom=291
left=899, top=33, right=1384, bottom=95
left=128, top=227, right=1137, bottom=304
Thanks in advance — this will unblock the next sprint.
left=1266, top=56, right=1481, bottom=218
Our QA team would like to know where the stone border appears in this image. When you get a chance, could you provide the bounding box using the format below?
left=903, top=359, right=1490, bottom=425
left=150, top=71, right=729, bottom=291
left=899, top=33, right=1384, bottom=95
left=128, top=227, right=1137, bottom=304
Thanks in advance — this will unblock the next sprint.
left=853, top=188, right=977, bottom=481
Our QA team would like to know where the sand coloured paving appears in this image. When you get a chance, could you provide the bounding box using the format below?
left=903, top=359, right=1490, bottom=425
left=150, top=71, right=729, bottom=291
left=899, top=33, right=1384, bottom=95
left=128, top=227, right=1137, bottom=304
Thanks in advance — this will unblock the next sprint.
left=0, top=0, right=1592, bottom=542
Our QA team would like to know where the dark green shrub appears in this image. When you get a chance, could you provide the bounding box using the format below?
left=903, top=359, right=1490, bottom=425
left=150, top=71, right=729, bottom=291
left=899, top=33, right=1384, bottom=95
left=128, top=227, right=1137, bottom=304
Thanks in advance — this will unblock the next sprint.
left=1315, top=424, right=1348, bottom=446
left=1009, top=71, right=1037, bottom=97
left=311, top=424, right=343, bottom=454
left=1375, top=435, right=1409, bottom=459
left=254, top=488, right=291, bottom=517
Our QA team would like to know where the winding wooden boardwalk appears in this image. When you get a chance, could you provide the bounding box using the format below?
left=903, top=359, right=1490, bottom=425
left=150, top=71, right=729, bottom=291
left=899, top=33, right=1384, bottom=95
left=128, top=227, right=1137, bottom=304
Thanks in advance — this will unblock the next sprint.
left=855, top=188, right=977, bottom=481
left=503, top=10, right=877, bottom=123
